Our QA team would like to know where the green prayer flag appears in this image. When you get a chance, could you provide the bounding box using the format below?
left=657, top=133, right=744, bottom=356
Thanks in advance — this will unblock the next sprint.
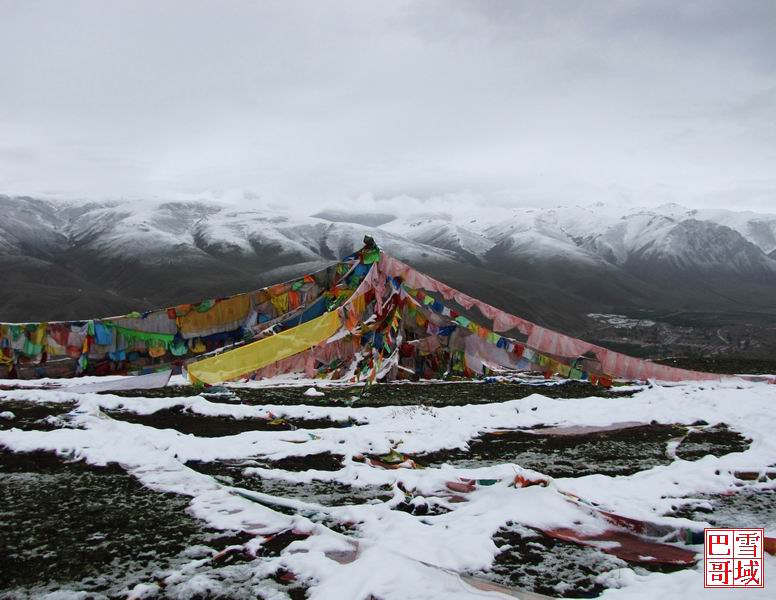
left=194, top=299, right=215, bottom=313
left=362, top=248, right=381, bottom=264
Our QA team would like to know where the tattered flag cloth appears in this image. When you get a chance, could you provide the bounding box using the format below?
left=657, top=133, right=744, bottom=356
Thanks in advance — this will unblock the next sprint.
left=1, top=239, right=725, bottom=384
left=187, top=310, right=342, bottom=385
left=380, top=254, right=720, bottom=384
left=0, top=253, right=359, bottom=379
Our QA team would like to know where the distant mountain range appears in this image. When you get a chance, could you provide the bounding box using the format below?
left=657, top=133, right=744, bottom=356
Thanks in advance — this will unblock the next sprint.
left=2, top=195, right=775, bottom=357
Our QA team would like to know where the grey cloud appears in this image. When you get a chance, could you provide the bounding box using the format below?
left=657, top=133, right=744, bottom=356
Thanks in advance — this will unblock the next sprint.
left=0, top=0, right=773, bottom=212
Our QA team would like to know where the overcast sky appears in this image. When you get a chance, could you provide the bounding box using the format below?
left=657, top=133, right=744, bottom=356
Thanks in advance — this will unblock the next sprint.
left=0, top=0, right=774, bottom=213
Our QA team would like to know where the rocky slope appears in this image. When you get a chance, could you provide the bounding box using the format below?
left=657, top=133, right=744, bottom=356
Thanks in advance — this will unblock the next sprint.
left=2, top=195, right=775, bottom=357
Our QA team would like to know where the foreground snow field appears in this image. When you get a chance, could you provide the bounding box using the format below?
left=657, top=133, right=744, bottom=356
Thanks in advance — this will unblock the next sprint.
left=1, top=379, right=775, bottom=599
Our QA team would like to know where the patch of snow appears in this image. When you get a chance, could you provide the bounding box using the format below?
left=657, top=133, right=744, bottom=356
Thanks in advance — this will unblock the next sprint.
left=1, top=379, right=775, bottom=597
left=588, top=313, right=658, bottom=329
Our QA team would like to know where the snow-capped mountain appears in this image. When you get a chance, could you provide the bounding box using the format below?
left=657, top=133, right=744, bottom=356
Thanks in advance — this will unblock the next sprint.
left=5, top=196, right=774, bottom=281
left=378, top=203, right=776, bottom=275
left=1, top=195, right=775, bottom=357
left=0, top=196, right=457, bottom=322
left=0, top=197, right=454, bottom=267
left=380, top=213, right=496, bottom=263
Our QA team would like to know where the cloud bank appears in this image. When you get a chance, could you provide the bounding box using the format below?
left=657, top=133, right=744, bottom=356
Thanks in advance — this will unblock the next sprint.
left=0, top=0, right=774, bottom=212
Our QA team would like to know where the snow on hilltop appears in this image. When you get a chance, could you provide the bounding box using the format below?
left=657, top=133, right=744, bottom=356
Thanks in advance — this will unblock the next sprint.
left=0, top=196, right=455, bottom=267
left=2, top=195, right=775, bottom=275
left=1, top=195, right=776, bottom=334
left=377, top=202, right=776, bottom=273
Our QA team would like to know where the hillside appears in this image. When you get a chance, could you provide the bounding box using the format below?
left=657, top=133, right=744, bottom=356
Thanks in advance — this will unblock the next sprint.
left=2, top=195, right=776, bottom=357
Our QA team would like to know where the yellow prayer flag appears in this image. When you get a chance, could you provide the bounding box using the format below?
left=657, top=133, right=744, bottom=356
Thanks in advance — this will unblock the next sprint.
left=187, top=310, right=341, bottom=385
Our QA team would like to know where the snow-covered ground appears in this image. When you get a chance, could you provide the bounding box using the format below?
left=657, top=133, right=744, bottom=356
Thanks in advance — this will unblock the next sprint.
left=1, top=379, right=775, bottom=598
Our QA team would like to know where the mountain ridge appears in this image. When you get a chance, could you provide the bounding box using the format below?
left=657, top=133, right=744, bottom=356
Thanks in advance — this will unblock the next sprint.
left=2, top=195, right=775, bottom=357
